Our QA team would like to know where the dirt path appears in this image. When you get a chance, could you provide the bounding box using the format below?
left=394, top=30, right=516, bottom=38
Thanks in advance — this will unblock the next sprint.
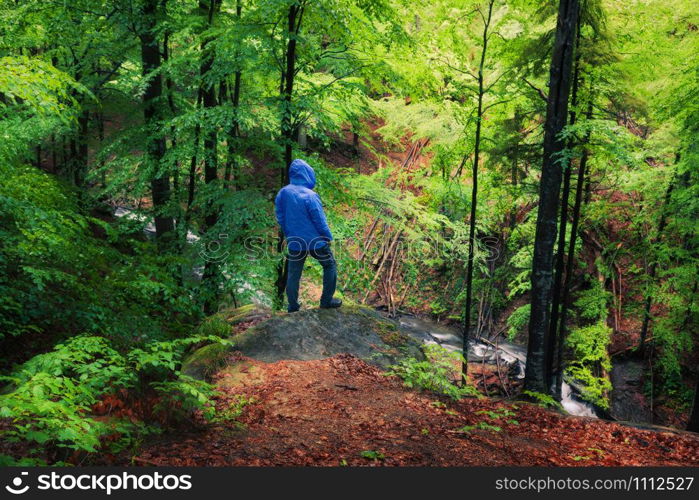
left=135, top=354, right=699, bottom=467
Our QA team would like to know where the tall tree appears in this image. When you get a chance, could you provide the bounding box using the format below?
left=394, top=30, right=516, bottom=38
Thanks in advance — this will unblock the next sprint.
left=280, top=0, right=306, bottom=185
left=274, top=0, right=307, bottom=307
left=524, top=0, right=580, bottom=394
left=139, top=0, right=175, bottom=249
left=460, top=0, right=496, bottom=378
left=545, top=21, right=582, bottom=395
left=689, top=378, right=699, bottom=432
left=199, top=0, right=222, bottom=314
left=553, top=97, right=594, bottom=397
left=222, top=0, right=243, bottom=189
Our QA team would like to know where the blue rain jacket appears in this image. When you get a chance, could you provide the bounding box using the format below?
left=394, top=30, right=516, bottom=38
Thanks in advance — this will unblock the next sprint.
left=275, top=159, right=333, bottom=251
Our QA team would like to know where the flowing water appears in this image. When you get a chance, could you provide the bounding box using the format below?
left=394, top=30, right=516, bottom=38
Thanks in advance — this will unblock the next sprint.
left=397, top=315, right=599, bottom=418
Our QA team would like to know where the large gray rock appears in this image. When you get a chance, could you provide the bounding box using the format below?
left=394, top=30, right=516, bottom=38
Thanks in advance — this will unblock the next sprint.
left=182, top=304, right=425, bottom=380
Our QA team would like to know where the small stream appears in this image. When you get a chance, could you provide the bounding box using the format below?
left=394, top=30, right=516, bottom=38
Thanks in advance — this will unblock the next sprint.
left=397, top=315, right=599, bottom=418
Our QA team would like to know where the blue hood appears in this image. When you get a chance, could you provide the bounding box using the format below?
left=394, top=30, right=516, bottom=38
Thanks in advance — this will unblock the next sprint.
left=275, top=158, right=332, bottom=251
left=289, top=159, right=316, bottom=189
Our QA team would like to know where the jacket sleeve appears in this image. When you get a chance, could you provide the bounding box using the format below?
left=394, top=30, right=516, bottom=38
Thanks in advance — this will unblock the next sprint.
left=306, top=193, right=333, bottom=241
left=274, top=190, right=286, bottom=236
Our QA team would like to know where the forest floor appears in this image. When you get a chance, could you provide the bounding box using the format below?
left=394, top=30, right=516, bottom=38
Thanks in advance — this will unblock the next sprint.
left=132, top=354, right=699, bottom=467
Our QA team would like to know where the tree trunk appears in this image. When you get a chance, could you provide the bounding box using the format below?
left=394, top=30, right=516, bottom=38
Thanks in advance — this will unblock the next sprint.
left=280, top=1, right=304, bottom=185
left=140, top=0, right=175, bottom=250
left=524, top=0, right=580, bottom=394
left=546, top=25, right=582, bottom=396
left=163, top=29, right=180, bottom=198
left=188, top=91, right=203, bottom=211
left=461, top=0, right=494, bottom=379
left=276, top=1, right=305, bottom=308
left=74, top=110, right=89, bottom=189
left=689, top=378, right=699, bottom=433
left=199, top=0, right=221, bottom=315
left=553, top=96, right=593, bottom=397
left=223, top=0, right=242, bottom=190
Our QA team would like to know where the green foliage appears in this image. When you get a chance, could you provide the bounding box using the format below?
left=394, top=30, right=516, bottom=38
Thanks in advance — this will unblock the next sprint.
left=360, top=450, right=386, bottom=461
left=0, top=334, right=232, bottom=464
left=522, top=390, right=563, bottom=410
left=506, top=304, right=530, bottom=341
left=0, top=56, right=83, bottom=162
left=565, top=322, right=613, bottom=409
left=458, top=422, right=502, bottom=434
left=573, top=279, right=611, bottom=323
left=0, top=0, right=697, bottom=456
left=0, top=160, right=203, bottom=344
left=210, top=395, right=256, bottom=427
left=387, top=344, right=481, bottom=400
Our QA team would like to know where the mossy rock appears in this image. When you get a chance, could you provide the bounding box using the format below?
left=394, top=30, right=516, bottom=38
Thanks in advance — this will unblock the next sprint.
left=195, top=304, right=273, bottom=339
left=181, top=342, right=230, bottom=380
left=182, top=304, right=425, bottom=380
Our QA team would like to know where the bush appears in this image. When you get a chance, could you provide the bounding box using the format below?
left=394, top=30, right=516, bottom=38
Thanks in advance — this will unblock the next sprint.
left=506, top=304, right=530, bottom=341
left=565, top=321, right=613, bottom=409
left=387, top=344, right=481, bottom=400
left=0, top=163, right=201, bottom=348
left=0, top=334, right=232, bottom=464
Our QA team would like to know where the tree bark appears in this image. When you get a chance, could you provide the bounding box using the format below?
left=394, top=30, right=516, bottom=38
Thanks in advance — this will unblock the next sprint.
left=199, top=0, right=221, bottom=315
left=553, top=97, right=593, bottom=397
left=461, top=0, right=494, bottom=379
left=546, top=24, right=582, bottom=395
left=71, top=110, right=89, bottom=190
left=689, top=377, right=699, bottom=432
left=222, top=0, right=242, bottom=190
left=280, top=1, right=304, bottom=185
left=140, top=0, right=175, bottom=250
left=524, top=0, right=580, bottom=394
left=275, top=1, right=306, bottom=308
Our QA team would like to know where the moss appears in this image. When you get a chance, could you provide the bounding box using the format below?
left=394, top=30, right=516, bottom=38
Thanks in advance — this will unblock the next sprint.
left=196, top=314, right=232, bottom=337
left=181, top=342, right=231, bottom=380
left=225, top=304, right=258, bottom=324
left=375, top=321, right=410, bottom=348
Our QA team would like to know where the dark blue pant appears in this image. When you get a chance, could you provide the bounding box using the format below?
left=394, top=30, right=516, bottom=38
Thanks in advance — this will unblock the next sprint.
left=286, top=244, right=337, bottom=312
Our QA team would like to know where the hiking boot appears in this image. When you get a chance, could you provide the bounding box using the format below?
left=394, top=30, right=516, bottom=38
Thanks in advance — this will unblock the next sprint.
left=288, top=303, right=301, bottom=313
left=320, top=298, right=342, bottom=309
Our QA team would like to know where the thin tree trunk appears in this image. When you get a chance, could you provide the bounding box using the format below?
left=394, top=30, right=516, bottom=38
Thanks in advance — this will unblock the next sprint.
left=73, top=110, right=89, bottom=189
left=546, top=24, right=582, bottom=395
left=276, top=1, right=306, bottom=307
left=524, top=0, right=580, bottom=394
left=188, top=91, right=203, bottom=211
left=280, top=1, right=304, bottom=185
left=199, top=0, right=221, bottom=315
left=461, top=0, right=494, bottom=379
left=97, top=110, right=105, bottom=190
left=688, top=377, right=699, bottom=432
left=163, top=30, right=180, bottom=196
left=223, top=0, right=242, bottom=190
left=554, top=98, right=594, bottom=397
left=51, top=135, right=57, bottom=173
left=140, top=0, right=175, bottom=250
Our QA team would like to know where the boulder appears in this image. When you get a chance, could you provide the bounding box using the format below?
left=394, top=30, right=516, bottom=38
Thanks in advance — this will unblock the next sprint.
left=182, top=304, right=425, bottom=380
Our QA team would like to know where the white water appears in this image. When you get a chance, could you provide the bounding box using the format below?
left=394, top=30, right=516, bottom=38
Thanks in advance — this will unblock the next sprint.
left=113, top=205, right=270, bottom=305
left=113, top=206, right=200, bottom=243
left=397, top=315, right=599, bottom=418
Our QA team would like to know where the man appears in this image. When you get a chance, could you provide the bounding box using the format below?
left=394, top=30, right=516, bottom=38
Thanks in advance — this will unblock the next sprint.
left=275, top=159, right=342, bottom=313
